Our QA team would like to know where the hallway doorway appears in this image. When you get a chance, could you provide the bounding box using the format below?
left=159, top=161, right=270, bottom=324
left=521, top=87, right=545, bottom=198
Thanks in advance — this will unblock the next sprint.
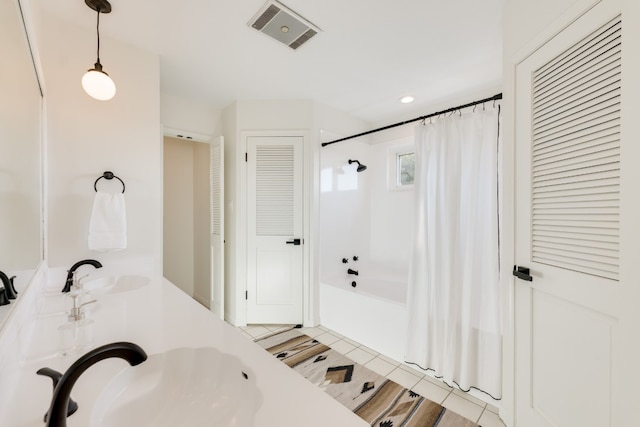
left=163, top=135, right=212, bottom=307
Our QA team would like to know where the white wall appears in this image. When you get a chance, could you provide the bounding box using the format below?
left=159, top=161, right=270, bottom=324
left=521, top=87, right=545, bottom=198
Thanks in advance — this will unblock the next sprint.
left=160, top=92, right=221, bottom=138
left=318, top=137, right=370, bottom=282
left=222, top=103, right=237, bottom=323
left=318, top=135, right=415, bottom=286
left=35, top=8, right=162, bottom=275
left=313, top=103, right=372, bottom=317
left=503, top=0, right=583, bottom=58
left=368, top=137, right=415, bottom=280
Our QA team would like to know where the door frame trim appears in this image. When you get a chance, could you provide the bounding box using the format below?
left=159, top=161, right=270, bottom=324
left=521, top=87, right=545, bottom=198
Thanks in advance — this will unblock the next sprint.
left=236, top=130, right=312, bottom=326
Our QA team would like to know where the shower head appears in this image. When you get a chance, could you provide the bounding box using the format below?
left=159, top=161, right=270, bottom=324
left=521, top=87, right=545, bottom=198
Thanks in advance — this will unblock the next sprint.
left=348, top=159, right=367, bottom=172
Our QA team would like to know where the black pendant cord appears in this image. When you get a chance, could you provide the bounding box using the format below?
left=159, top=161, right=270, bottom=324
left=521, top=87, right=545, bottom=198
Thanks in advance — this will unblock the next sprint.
left=96, top=8, right=101, bottom=64
left=321, top=93, right=503, bottom=147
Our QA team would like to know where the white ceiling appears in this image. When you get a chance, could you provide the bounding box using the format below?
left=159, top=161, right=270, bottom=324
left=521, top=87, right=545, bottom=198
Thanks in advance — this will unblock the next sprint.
left=36, top=0, right=506, bottom=125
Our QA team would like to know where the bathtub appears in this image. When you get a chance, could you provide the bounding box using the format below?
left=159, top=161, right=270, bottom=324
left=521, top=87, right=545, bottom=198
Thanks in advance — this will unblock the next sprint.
left=319, top=276, right=408, bottom=362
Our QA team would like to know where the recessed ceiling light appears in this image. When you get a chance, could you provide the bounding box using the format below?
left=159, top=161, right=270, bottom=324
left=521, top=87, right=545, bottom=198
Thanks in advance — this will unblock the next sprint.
left=281, top=25, right=289, bottom=33
left=400, top=96, right=415, bottom=104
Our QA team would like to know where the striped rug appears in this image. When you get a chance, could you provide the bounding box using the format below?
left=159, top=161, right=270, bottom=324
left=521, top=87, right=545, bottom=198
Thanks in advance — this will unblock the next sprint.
left=255, top=328, right=480, bottom=427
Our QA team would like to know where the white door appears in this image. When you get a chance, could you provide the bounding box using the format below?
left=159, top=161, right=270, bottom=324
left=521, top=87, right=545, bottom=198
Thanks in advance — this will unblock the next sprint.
left=514, top=3, right=621, bottom=427
left=210, top=136, right=225, bottom=319
left=246, top=136, right=303, bottom=324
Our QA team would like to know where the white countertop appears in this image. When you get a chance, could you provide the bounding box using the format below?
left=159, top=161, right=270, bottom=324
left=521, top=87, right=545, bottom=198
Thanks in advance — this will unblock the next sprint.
left=0, top=267, right=366, bottom=426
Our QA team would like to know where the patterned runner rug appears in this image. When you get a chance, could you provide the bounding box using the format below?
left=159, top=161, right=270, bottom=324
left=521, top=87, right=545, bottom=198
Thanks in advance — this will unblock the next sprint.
left=255, top=328, right=480, bottom=427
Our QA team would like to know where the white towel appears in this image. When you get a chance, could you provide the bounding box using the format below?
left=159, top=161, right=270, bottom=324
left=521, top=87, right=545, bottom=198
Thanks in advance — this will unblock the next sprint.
left=88, top=191, right=127, bottom=251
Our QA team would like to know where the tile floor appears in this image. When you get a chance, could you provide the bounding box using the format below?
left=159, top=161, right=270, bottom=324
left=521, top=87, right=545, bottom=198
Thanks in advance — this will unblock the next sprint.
left=240, top=324, right=506, bottom=427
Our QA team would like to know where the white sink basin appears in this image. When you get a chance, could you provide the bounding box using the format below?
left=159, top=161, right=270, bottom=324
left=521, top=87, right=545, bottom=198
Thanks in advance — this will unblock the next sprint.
left=36, top=275, right=149, bottom=316
left=91, top=347, right=262, bottom=427
left=83, top=275, right=150, bottom=297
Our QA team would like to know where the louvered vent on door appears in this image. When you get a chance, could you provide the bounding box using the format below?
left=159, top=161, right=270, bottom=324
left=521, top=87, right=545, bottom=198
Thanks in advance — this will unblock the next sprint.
left=210, top=143, right=222, bottom=235
left=255, top=145, right=294, bottom=236
left=531, top=16, right=621, bottom=281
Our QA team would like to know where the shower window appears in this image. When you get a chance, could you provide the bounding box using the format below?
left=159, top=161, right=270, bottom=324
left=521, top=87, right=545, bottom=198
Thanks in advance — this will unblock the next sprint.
left=397, top=152, right=415, bottom=186
left=387, top=141, right=415, bottom=191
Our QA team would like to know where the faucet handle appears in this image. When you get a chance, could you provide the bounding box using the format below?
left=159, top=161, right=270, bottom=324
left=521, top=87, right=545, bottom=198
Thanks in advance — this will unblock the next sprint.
left=67, top=293, right=97, bottom=322
left=80, top=299, right=97, bottom=311
left=4, top=282, right=17, bottom=300
left=9, top=275, right=17, bottom=296
left=36, top=368, right=78, bottom=422
left=74, top=274, right=90, bottom=291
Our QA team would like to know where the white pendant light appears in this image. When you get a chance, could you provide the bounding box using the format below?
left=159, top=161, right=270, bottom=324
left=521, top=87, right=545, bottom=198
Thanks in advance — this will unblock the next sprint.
left=82, top=0, right=115, bottom=101
left=82, top=62, right=115, bottom=101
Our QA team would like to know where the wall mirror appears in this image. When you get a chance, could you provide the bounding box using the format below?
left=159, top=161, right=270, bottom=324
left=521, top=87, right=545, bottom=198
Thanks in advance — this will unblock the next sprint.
left=0, top=0, right=44, bottom=324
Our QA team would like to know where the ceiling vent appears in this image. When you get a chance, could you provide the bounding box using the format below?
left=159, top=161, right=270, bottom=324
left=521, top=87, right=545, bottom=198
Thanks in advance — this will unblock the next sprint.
left=248, top=0, right=320, bottom=50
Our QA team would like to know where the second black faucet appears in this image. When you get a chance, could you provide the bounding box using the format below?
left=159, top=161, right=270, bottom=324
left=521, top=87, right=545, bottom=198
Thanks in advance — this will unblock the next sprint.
left=61, top=259, right=103, bottom=293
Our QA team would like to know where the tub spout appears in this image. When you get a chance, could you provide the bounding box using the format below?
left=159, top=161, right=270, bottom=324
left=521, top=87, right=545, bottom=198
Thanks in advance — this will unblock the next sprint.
left=42, top=341, right=147, bottom=427
left=347, top=268, right=359, bottom=276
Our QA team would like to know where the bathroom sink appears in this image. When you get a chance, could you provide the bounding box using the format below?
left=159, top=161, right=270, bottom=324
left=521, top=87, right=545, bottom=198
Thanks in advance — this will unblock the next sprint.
left=36, top=275, right=149, bottom=315
left=91, top=347, right=262, bottom=427
left=82, top=275, right=150, bottom=297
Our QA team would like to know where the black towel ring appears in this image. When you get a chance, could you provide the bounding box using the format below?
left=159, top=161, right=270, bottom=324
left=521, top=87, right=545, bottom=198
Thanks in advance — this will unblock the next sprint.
left=94, top=171, right=125, bottom=193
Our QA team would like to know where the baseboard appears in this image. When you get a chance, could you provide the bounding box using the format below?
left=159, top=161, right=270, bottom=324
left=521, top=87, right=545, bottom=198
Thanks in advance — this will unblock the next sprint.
left=192, top=293, right=210, bottom=309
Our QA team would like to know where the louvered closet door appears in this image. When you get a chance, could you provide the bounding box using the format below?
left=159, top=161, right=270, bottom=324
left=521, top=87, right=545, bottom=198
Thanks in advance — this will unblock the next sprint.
left=514, top=3, right=621, bottom=427
left=210, top=136, right=224, bottom=320
left=246, top=136, right=303, bottom=324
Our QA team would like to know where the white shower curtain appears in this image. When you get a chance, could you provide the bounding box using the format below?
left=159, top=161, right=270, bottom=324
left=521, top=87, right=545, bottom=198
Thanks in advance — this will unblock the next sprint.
left=405, top=107, right=502, bottom=399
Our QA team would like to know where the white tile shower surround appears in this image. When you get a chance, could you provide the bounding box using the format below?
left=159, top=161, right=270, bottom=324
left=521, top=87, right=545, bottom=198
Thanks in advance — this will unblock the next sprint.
left=241, top=324, right=505, bottom=427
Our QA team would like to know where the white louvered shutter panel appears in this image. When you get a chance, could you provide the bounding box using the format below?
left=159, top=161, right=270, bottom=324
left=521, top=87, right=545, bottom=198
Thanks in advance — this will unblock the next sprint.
left=531, top=16, right=621, bottom=281
left=255, top=145, right=294, bottom=236
left=210, top=143, right=222, bottom=236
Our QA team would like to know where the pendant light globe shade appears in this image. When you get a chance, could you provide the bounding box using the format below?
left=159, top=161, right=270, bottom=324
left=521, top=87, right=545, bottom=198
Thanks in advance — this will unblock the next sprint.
left=82, top=63, right=116, bottom=101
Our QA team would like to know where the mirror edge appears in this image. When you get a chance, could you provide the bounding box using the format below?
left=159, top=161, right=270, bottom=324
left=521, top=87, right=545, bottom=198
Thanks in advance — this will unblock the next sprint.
left=0, top=0, right=46, bottom=333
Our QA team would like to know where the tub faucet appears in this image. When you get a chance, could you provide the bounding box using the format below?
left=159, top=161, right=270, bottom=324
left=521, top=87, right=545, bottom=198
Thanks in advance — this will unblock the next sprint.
left=347, top=268, right=359, bottom=276
left=62, top=259, right=103, bottom=293
left=41, top=342, right=147, bottom=427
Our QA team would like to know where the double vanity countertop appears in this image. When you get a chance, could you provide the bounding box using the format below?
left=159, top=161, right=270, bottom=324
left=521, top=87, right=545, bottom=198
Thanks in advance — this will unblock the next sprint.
left=0, top=264, right=364, bottom=426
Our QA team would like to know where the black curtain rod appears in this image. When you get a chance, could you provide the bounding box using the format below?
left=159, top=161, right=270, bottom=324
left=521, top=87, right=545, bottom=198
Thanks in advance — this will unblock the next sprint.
left=321, top=93, right=503, bottom=147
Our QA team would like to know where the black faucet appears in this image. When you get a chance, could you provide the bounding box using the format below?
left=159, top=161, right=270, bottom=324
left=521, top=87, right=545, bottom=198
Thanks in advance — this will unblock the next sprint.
left=42, top=342, right=147, bottom=427
left=0, top=271, right=17, bottom=304
left=347, top=268, right=359, bottom=276
left=62, top=259, right=103, bottom=293
left=36, top=368, right=78, bottom=422
left=0, top=273, right=10, bottom=306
